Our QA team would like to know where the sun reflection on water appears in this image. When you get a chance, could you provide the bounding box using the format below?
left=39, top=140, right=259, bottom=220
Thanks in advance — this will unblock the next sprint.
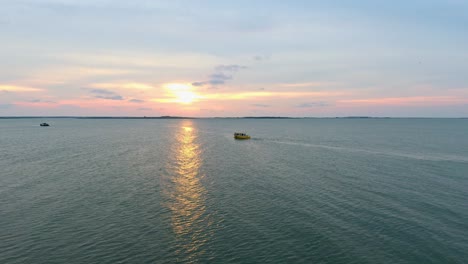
left=164, top=121, right=212, bottom=261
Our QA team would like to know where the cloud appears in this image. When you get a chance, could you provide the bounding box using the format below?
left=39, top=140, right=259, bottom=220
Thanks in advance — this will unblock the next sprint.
left=27, top=99, right=57, bottom=103
left=192, top=64, right=247, bottom=87
left=215, top=65, right=247, bottom=72
left=0, top=85, right=43, bottom=92
left=152, top=90, right=343, bottom=103
left=282, top=82, right=337, bottom=88
left=241, top=91, right=341, bottom=99
left=192, top=82, right=205, bottom=87
left=90, top=89, right=124, bottom=100
left=253, top=55, right=270, bottom=61
left=90, top=89, right=114, bottom=95
left=129, top=99, right=144, bottom=103
left=297, top=102, right=330, bottom=108
left=340, top=96, right=468, bottom=106
left=95, top=95, right=123, bottom=100
left=137, top=107, right=152, bottom=111
left=252, top=103, right=270, bottom=107
left=208, top=72, right=232, bottom=85
left=210, top=73, right=232, bottom=80
left=92, top=82, right=154, bottom=90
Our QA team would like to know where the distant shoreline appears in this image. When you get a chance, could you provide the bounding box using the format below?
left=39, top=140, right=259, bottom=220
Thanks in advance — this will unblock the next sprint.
left=0, top=116, right=466, bottom=119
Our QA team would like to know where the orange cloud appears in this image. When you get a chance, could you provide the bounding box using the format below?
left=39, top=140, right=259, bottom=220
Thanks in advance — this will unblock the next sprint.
left=0, top=85, right=43, bottom=92
left=152, top=90, right=345, bottom=103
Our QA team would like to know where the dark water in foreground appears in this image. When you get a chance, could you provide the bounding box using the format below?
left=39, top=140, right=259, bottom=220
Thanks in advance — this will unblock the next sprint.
left=1, top=118, right=467, bottom=263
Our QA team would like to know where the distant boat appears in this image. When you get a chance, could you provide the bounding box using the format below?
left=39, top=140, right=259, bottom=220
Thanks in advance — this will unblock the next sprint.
left=40, top=123, right=50, bottom=127
left=234, top=132, right=250, bottom=139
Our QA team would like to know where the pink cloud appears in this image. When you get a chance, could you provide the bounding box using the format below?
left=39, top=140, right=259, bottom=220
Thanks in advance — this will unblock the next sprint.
left=339, top=96, right=468, bottom=106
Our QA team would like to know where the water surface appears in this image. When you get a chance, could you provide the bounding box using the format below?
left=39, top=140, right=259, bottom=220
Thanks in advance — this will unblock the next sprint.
left=1, top=118, right=467, bottom=263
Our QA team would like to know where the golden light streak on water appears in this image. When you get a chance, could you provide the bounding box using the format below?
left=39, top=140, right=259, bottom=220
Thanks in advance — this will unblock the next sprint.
left=165, top=121, right=212, bottom=262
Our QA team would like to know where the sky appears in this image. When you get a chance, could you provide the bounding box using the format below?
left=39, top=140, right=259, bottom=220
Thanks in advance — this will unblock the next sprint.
left=1, top=0, right=467, bottom=117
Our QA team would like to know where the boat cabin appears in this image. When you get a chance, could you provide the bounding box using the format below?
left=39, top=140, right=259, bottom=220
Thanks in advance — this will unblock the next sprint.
left=234, top=132, right=251, bottom=139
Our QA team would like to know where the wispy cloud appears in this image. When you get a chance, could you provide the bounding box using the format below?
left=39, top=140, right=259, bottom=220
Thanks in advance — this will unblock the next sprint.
left=192, top=64, right=247, bottom=87
left=58, top=52, right=219, bottom=69
left=92, top=82, right=154, bottom=90
left=14, top=100, right=58, bottom=108
left=90, top=89, right=124, bottom=100
left=297, top=102, right=330, bottom=108
left=252, top=103, right=271, bottom=107
left=340, top=96, right=468, bottom=106
left=129, top=99, right=144, bottom=103
left=27, top=99, right=57, bottom=103
left=282, top=82, right=337, bottom=88
left=90, top=89, right=114, bottom=95
left=95, top=95, right=123, bottom=100
left=208, top=91, right=344, bottom=100
left=207, top=73, right=232, bottom=84
left=152, top=90, right=344, bottom=103
left=0, top=85, right=43, bottom=92
left=215, top=65, right=247, bottom=72
left=191, top=82, right=206, bottom=87
left=253, top=55, right=270, bottom=61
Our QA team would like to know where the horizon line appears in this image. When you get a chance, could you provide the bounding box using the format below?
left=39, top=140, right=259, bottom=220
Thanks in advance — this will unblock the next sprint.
left=1, top=116, right=467, bottom=119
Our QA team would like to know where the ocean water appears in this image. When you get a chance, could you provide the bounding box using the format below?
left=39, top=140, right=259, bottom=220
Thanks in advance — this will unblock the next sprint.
left=1, top=118, right=467, bottom=263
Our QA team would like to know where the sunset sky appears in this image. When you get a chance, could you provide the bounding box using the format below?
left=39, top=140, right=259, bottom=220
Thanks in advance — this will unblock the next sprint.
left=1, top=0, right=467, bottom=117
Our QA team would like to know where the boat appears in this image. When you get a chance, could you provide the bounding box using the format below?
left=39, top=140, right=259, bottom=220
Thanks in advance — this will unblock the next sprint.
left=234, top=132, right=250, bottom=139
left=40, top=123, right=50, bottom=127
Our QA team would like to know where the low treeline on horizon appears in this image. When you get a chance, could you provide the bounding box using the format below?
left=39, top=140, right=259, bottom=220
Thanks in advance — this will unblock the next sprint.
left=0, top=116, right=466, bottom=119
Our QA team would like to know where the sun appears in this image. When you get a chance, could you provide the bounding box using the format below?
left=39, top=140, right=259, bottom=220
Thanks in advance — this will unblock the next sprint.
left=165, top=83, right=201, bottom=104
left=176, top=91, right=197, bottom=104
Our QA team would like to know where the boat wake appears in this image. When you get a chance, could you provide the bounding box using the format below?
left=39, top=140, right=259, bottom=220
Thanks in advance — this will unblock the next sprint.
left=265, top=139, right=468, bottom=163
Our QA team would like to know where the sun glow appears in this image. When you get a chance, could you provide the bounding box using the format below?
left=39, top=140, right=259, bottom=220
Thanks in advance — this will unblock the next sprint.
left=164, top=83, right=201, bottom=104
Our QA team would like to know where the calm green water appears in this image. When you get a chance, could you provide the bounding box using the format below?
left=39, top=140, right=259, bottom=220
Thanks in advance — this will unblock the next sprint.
left=1, top=118, right=467, bottom=263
